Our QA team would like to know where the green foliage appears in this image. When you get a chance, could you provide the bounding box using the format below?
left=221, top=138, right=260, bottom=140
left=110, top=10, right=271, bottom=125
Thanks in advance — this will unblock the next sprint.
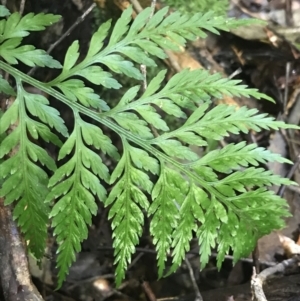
left=162, top=0, right=229, bottom=16
left=0, top=4, right=298, bottom=289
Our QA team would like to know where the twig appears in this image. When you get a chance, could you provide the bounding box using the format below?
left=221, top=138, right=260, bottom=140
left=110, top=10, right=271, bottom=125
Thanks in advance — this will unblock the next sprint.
left=149, top=0, right=157, bottom=19
left=285, top=0, right=294, bottom=27
left=283, top=62, right=291, bottom=114
left=252, top=244, right=260, bottom=274
left=251, top=256, right=300, bottom=301
left=277, top=154, right=300, bottom=197
left=228, top=68, right=242, bottom=79
left=185, top=258, right=203, bottom=301
left=251, top=267, right=267, bottom=301
left=47, top=2, right=96, bottom=56
left=27, top=2, right=97, bottom=77
left=19, top=0, right=26, bottom=16
left=98, top=246, right=277, bottom=267
left=128, top=246, right=146, bottom=270
left=140, top=64, right=147, bottom=91
left=130, top=0, right=143, bottom=13
left=0, top=198, right=45, bottom=301
left=141, top=281, right=157, bottom=301
left=287, top=185, right=300, bottom=194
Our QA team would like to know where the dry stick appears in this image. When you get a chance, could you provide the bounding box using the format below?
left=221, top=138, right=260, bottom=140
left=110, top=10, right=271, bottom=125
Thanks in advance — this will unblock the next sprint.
left=47, top=2, right=96, bottom=56
left=252, top=244, right=260, bottom=274
left=127, top=245, right=147, bottom=270
left=27, top=2, right=97, bottom=77
left=0, top=198, right=45, bottom=301
left=287, top=185, right=300, bottom=194
left=19, top=0, right=26, bottom=16
left=283, top=62, right=291, bottom=114
left=98, top=246, right=277, bottom=267
left=285, top=0, right=294, bottom=27
left=277, top=154, right=300, bottom=198
left=185, top=259, right=203, bottom=301
left=251, top=256, right=300, bottom=301
left=130, top=0, right=144, bottom=13
left=141, top=281, right=157, bottom=301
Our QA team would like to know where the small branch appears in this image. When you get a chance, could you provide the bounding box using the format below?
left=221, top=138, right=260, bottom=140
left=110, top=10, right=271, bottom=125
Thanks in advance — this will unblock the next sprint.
left=130, top=0, right=143, bottom=13
left=251, top=256, right=300, bottom=301
left=252, top=244, right=260, bottom=274
left=283, top=62, right=291, bottom=114
left=141, top=281, right=157, bottom=301
left=277, top=154, right=300, bottom=197
left=47, top=2, right=96, bottom=56
left=251, top=267, right=267, bottom=301
left=149, top=0, right=157, bottom=18
left=27, top=2, right=97, bottom=77
left=0, top=198, right=45, bottom=301
left=19, top=0, right=26, bottom=15
left=98, top=246, right=277, bottom=267
left=185, top=258, right=203, bottom=301
left=285, top=0, right=294, bottom=27
left=140, top=64, right=147, bottom=91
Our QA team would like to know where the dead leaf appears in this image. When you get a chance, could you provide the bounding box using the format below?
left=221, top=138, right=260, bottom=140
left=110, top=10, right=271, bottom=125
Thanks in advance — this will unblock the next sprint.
left=278, top=233, right=300, bottom=257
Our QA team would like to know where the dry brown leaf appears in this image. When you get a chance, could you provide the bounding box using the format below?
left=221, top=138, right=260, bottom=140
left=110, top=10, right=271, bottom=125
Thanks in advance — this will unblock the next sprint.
left=278, top=233, right=300, bottom=257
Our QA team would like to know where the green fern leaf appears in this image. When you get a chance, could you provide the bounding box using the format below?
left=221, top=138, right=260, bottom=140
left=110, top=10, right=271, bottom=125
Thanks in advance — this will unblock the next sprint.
left=108, top=6, right=133, bottom=47
left=0, top=74, right=15, bottom=95
left=0, top=5, right=10, bottom=17
left=170, top=184, right=207, bottom=273
left=55, top=79, right=109, bottom=110
left=87, top=20, right=111, bottom=58
left=112, top=112, right=154, bottom=139
left=106, top=140, right=151, bottom=286
left=0, top=11, right=61, bottom=41
left=62, top=40, right=80, bottom=72
left=46, top=115, right=112, bottom=287
left=136, top=105, right=169, bottom=131
left=0, top=39, right=61, bottom=68
left=149, top=166, right=188, bottom=276
left=101, top=54, right=143, bottom=80
left=23, top=91, right=68, bottom=136
left=0, top=82, right=61, bottom=258
left=195, top=141, right=292, bottom=173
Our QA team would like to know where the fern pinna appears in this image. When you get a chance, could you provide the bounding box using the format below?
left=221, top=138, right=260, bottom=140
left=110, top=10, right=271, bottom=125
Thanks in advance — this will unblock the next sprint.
left=0, top=4, right=298, bottom=288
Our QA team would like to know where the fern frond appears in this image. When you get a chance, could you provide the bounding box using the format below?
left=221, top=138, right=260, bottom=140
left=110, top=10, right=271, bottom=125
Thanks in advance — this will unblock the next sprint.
left=195, top=141, right=292, bottom=173
left=0, top=81, right=66, bottom=258
left=152, top=104, right=297, bottom=147
left=105, top=139, right=154, bottom=286
left=215, top=167, right=295, bottom=196
left=149, top=166, right=188, bottom=276
left=0, top=74, right=15, bottom=95
left=0, top=4, right=299, bottom=289
left=169, top=184, right=207, bottom=273
left=0, top=11, right=62, bottom=68
left=0, top=5, right=10, bottom=17
left=0, top=11, right=61, bottom=41
left=45, top=6, right=270, bottom=111
left=46, top=115, right=117, bottom=287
